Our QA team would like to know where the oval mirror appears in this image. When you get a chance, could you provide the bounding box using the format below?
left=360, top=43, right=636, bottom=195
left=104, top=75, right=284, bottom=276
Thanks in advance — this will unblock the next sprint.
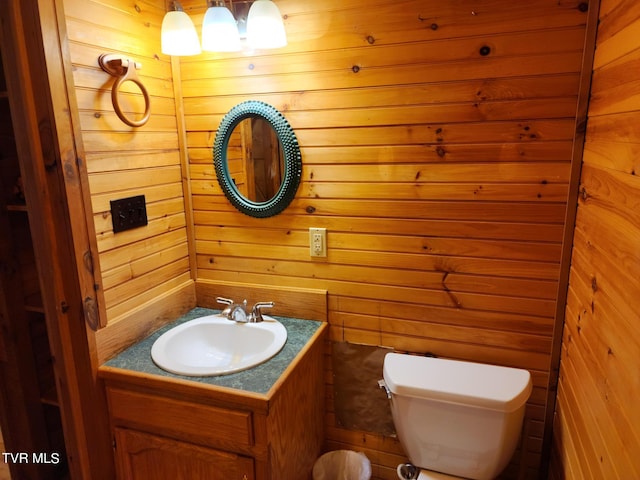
left=213, top=101, right=302, bottom=218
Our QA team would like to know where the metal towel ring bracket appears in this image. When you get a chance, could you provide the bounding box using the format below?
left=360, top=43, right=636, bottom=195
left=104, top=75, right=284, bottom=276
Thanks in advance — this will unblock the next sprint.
left=98, top=53, right=151, bottom=128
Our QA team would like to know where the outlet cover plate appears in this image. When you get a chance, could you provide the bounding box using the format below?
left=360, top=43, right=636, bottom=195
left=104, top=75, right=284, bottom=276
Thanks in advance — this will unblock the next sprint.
left=111, top=195, right=148, bottom=233
left=309, top=227, right=327, bottom=257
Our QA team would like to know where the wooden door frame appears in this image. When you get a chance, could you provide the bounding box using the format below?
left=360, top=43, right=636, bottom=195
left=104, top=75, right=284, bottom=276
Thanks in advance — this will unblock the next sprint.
left=539, top=0, right=601, bottom=476
left=0, top=0, right=114, bottom=478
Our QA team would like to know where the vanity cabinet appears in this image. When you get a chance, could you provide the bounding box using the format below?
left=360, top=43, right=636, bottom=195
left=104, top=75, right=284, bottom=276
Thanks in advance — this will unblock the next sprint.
left=100, top=320, right=326, bottom=480
left=114, top=428, right=254, bottom=480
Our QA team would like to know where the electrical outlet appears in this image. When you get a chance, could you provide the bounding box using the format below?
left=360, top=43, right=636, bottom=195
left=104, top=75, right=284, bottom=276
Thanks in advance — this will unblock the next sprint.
left=110, top=195, right=148, bottom=233
left=309, top=227, right=327, bottom=257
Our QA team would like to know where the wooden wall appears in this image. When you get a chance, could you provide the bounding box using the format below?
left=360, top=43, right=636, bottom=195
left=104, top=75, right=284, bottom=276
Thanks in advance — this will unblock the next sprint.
left=60, top=1, right=639, bottom=479
left=61, top=0, right=196, bottom=358
left=550, top=0, right=640, bottom=478
left=180, top=1, right=593, bottom=478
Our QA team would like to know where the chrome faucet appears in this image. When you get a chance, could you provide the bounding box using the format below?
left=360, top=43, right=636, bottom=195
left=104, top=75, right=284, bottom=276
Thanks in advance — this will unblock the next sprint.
left=216, top=297, right=274, bottom=323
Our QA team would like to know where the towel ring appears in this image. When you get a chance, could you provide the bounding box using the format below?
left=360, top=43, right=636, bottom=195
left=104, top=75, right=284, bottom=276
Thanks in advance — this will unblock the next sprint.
left=98, top=54, right=151, bottom=128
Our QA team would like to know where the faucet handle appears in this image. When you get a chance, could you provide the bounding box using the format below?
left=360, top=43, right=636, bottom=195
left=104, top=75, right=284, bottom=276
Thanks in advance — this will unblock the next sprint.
left=216, top=297, right=235, bottom=316
left=251, top=301, right=274, bottom=322
left=216, top=297, right=234, bottom=306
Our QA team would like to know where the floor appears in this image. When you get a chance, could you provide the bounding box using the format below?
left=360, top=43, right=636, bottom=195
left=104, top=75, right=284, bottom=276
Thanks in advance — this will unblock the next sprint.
left=0, top=429, right=11, bottom=480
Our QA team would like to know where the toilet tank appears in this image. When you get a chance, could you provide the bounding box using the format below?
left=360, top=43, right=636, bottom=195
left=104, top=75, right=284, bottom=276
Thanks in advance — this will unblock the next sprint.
left=383, top=353, right=532, bottom=480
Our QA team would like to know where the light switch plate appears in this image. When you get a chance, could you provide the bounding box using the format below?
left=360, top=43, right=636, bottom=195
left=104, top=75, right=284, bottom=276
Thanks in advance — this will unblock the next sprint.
left=110, top=195, right=148, bottom=233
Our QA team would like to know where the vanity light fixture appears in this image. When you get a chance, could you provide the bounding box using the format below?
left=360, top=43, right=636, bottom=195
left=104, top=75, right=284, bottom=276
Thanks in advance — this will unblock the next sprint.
left=202, top=1, right=242, bottom=52
left=161, top=0, right=287, bottom=55
left=161, top=1, right=202, bottom=56
left=246, top=0, right=287, bottom=49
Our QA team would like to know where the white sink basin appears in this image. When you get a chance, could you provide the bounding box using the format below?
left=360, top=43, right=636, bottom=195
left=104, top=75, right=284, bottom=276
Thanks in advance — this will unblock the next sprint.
left=151, top=314, right=287, bottom=376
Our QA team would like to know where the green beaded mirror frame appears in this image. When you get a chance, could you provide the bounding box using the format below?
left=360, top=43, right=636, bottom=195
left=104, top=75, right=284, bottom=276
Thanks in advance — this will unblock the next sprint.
left=213, top=100, right=302, bottom=218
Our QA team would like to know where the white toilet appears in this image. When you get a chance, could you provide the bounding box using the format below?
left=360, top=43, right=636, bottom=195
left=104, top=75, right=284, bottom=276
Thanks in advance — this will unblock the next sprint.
left=381, top=353, right=532, bottom=480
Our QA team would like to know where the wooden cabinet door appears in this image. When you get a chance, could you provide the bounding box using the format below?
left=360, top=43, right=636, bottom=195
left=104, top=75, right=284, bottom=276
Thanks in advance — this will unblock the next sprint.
left=115, top=428, right=254, bottom=480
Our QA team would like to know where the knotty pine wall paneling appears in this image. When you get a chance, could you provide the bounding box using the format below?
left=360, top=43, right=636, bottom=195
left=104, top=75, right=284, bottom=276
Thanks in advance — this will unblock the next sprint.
left=181, top=1, right=595, bottom=478
left=550, top=0, right=640, bottom=477
left=61, top=0, right=196, bottom=360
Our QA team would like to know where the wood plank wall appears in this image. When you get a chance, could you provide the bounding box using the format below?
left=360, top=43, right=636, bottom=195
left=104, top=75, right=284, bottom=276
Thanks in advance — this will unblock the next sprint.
left=550, top=0, right=640, bottom=478
left=180, top=1, right=592, bottom=478
left=61, top=0, right=196, bottom=348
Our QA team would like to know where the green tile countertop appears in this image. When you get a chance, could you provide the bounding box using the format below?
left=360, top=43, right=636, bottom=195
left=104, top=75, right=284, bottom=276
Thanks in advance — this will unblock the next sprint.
left=103, top=307, right=323, bottom=395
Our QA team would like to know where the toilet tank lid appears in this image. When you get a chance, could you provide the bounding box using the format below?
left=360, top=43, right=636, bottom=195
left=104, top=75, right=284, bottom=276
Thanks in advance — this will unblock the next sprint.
left=383, top=353, right=532, bottom=412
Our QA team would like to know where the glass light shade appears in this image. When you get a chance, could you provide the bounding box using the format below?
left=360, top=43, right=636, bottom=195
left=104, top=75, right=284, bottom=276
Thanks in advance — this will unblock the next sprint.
left=161, top=10, right=202, bottom=56
left=202, top=6, right=241, bottom=52
left=246, top=0, right=287, bottom=49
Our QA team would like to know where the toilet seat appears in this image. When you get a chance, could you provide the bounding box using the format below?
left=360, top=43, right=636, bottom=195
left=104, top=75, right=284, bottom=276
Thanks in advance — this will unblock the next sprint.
left=416, top=469, right=464, bottom=480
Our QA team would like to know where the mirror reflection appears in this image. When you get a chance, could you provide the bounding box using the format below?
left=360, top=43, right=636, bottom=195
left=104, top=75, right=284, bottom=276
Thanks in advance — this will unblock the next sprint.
left=227, top=118, right=284, bottom=203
